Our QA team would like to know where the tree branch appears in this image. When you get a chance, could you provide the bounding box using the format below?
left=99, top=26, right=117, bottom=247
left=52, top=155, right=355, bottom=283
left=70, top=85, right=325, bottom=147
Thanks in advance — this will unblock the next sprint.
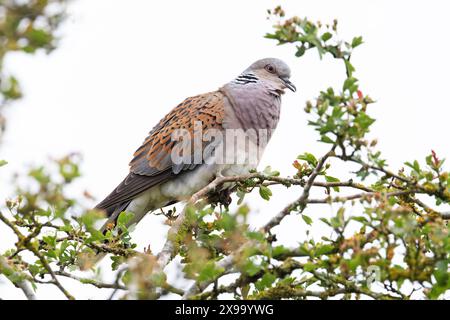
left=307, top=190, right=417, bottom=204
left=262, top=145, right=337, bottom=233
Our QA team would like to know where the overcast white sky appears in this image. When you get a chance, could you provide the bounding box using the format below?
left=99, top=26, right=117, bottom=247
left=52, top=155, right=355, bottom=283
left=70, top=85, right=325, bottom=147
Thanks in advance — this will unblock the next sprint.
left=1, top=0, right=449, bottom=299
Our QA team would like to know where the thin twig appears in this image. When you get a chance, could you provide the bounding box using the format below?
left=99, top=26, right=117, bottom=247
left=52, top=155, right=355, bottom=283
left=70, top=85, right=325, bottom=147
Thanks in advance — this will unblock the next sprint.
left=307, top=190, right=417, bottom=204
left=262, top=146, right=337, bottom=233
left=55, top=271, right=127, bottom=290
left=335, top=155, right=410, bottom=183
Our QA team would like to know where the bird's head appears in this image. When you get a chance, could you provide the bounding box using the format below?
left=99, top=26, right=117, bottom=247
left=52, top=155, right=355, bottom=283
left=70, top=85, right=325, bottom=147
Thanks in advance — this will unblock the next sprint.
left=244, top=58, right=296, bottom=93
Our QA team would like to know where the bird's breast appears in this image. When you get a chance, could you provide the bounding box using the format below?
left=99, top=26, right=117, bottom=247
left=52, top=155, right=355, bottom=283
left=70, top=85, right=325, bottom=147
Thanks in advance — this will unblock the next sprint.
left=159, top=137, right=262, bottom=200
left=222, top=83, right=281, bottom=136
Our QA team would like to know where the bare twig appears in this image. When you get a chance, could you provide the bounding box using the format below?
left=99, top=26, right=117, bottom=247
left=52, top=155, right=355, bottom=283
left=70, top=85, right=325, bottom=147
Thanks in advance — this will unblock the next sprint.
left=262, top=146, right=337, bottom=233
left=335, top=154, right=410, bottom=184
left=108, top=268, right=127, bottom=300
left=54, top=271, right=127, bottom=290
left=411, top=197, right=450, bottom=219
left=307, top=190, right=417, bottom=204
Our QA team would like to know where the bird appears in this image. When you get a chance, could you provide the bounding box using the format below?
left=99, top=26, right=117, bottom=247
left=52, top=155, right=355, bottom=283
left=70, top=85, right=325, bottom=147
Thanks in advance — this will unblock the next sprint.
left=95, top=58, right=295, bottom=232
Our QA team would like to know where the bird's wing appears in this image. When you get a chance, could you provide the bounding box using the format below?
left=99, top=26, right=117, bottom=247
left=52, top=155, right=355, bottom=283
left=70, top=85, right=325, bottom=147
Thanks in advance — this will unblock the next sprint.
left=95, top=91, right=225, bottom=213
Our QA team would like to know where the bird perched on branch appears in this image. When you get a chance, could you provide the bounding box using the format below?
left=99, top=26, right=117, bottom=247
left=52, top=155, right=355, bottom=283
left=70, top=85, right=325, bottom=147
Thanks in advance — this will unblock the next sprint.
left=95, top=58, right=295, bottom=231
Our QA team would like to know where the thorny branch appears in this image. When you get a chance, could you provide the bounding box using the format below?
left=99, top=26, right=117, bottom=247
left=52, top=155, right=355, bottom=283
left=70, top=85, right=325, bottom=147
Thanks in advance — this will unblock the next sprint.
left=262, top=146, right=337, bottom=233
left=151, top=143, right=447, bottom=299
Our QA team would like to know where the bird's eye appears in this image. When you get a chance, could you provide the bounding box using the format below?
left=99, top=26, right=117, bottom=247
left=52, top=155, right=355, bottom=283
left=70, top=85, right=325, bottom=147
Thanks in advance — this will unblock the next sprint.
left=265, top=64, right=276, bottom=74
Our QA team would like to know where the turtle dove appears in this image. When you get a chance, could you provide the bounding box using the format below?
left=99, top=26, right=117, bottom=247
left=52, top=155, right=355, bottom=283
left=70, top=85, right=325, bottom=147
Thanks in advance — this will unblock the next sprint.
left=95, top=58, right=295, bottom=231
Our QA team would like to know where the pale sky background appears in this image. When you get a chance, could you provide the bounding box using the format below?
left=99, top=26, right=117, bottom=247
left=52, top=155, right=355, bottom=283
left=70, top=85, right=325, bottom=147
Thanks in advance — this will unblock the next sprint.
left=0, top=0, right=449, bottom=299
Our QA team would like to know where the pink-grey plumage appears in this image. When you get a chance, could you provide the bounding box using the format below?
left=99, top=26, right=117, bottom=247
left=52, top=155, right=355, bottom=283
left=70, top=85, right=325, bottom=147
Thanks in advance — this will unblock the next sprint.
left=95, top=58, right=295, bottom=230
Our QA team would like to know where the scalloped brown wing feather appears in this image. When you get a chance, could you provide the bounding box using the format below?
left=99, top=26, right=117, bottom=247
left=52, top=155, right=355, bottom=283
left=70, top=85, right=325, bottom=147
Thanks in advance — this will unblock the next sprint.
left=95, top=91, right=226, bottom=215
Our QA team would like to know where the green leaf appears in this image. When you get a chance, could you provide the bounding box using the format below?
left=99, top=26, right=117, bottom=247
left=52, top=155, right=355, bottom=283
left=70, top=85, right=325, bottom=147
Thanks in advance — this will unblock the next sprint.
left=295, top=45, right=306, bottom=57
left=259, top=185, right=272, bottom=201
left=58, top=240, right=70, bottom=260
left=272, top=245, right=289, bottom=258
left=320, top=135, right=335, bottom=144
left=0, top=160, right=8, bottom=167
left=317, top=99, right=329, bottom=116
left=255, top=273, right=276, bottom=291
left=243, top=260, right=262, bottom=276
left=301, top=214, right=313, bottom=226
left=343, top=77, right=358, bottom=94
left=344, top=60, right=355, bottom=77
left=42, top=235, right=56, bottom=247
left=297, top=152, right=318, bottom=166
left=319, top=217, right=331, bottom=226
left=29, top=167, right=50, bottom=185
left=110, top=256, right=125, bottom=271
left=405, top=160, right=421, bottom=174
left=325, top=175, right=340, bottom=191
left=303, top=262, right=318, bottom=272
left=351, top=36, right=363, bottom=48
left=315, top=244, right=335, bottom=256
left=198, top=262, right=224, bottom=282
left=241, top=284, right=250, bottom=299
left=433, top=260, right=449, bottom=286
left=81, top=210, right=106, bottom=231
left=237, top=204, right=250, bottom=217
left=86, top=230, right=106, bottom=242
left=216, top=213, right=236, bottom=231
left=35, top=208, right=52, bottom=217
left=321, top=32, right=332, bottom=42
left=355, top=112, right=375, bottom=130
left=246, top=231, right=265, bottom=242
left=59, top=161, right=80, bottom=182
left=2, top=76, right=22, bottom=100
left=351, top=216, right=368, bottom=224
left=263, top=166, right=280, bottom=176
left=330, top=208, right=345, bottom=228
left=236, top=188, right=246, bottom=205
left=348, top=255, right=362, bottom=272
left=117, top=211, right=134, bottom=227
left=25, top=29, right=52, bottom=47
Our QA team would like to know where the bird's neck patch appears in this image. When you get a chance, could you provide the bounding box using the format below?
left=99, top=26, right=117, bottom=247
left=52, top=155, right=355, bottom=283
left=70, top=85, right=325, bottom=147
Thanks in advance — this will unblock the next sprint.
left=233, top=72, right=259, bottom=85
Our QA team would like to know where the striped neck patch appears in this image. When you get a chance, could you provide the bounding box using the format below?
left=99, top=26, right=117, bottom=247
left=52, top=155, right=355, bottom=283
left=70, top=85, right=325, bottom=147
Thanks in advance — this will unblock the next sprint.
left=233, top=73, right=259, bottom=85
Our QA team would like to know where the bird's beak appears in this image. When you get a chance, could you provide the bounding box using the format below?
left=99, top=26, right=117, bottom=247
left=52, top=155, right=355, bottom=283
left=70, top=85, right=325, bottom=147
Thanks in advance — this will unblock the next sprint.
left=280, top=77, right=296, bottom=92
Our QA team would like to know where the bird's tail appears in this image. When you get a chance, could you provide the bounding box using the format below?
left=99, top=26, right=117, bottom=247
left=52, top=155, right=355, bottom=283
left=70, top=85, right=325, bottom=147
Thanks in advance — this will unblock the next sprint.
left=98, top=201, right=131, bottom=233
left=90, top=202, right=131, bottom=265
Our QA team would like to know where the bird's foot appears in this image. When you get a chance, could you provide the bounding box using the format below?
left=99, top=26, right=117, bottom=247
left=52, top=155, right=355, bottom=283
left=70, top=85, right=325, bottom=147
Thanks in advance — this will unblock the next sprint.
left=208, top=188, right=233, bottom=208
